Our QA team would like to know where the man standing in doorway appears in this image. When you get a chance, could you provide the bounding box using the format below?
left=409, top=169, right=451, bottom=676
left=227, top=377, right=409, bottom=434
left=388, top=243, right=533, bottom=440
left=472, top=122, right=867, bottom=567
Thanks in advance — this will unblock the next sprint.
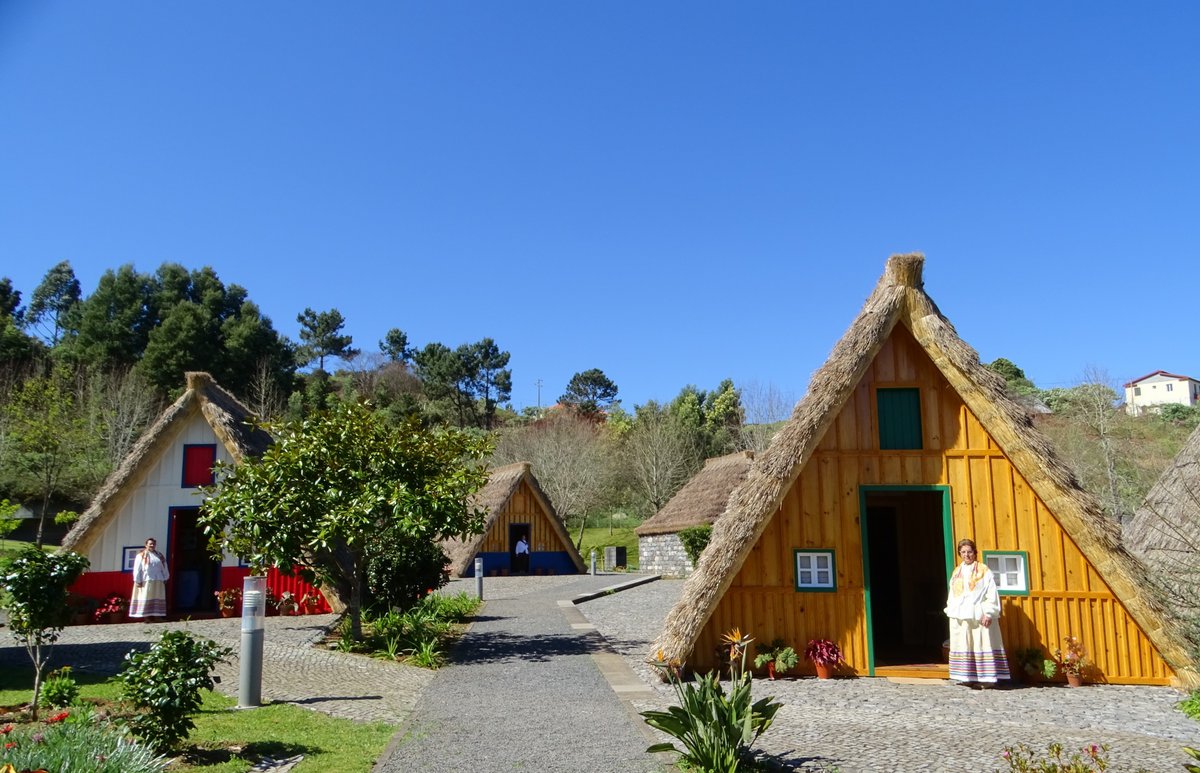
left=515, top=534, right=530, bottom=574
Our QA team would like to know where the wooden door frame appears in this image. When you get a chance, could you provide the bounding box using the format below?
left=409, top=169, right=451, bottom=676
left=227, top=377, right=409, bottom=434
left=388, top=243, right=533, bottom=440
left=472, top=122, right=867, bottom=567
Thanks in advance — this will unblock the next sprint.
left=858, top=484, right=954, bottom=676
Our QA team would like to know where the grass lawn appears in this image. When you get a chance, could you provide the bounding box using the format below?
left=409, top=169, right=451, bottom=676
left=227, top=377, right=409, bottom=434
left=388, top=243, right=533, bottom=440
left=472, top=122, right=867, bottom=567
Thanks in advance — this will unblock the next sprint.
left=576, top=525, right=640, bottom=570
left=0, top=538, right=57, bottom=560
left=0, top=667, right=394, bottom=772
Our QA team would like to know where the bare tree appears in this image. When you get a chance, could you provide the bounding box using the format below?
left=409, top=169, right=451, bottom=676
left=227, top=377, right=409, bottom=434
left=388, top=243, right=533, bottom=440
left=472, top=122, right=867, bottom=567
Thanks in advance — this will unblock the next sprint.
left=738, top=381, right=797, bottom=452
left=87, top=367, right=162, bottom=470
left=493, top=412, right=617, bottom=547
left=246, top=356, right=287, bottom=421
left=625, top=404, right=702, bottom=513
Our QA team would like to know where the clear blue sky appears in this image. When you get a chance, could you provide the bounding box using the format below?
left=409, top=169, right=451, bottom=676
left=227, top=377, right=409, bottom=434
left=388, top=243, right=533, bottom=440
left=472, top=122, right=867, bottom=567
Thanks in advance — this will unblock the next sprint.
left=2, top=3, right=1196, bottom=411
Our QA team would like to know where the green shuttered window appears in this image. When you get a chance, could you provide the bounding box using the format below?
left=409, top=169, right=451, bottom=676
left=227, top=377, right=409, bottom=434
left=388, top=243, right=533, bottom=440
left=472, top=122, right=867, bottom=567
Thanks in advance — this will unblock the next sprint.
left=877, top=388, right=923, bottom=450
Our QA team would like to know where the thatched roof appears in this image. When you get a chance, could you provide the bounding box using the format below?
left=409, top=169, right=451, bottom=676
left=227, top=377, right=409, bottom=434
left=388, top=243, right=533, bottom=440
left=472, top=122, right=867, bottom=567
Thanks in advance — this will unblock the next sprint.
left=61, top=372, right=272, bottom=554
left=634, top=451, right=754, bottom=537
left=441, top=462, right=585, bottom=577
left=1124, top=424, right=1200, bottom=627
left=654, top=254, right=1200, bottom=688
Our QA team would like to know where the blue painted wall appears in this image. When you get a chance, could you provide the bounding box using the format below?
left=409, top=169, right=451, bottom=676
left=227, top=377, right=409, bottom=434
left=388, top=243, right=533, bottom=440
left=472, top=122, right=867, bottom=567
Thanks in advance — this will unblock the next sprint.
left=461, top=551, right=578, bottom=577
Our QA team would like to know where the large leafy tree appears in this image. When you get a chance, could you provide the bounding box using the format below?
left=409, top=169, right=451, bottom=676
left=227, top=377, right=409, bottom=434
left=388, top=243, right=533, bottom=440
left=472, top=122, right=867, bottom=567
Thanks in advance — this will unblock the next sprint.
left=199, top=401, right=492, bottom=639
left=0, top=546, right=90, bottom=719
left=297, top=307, right=358, bottom=372
left=4, top=365, right=91, bottom=546
left=0, top=277, right=38, bottom=367
left=68, top=265, right=156, bottom=369
left=413, top=338, right=513, bottom=429
left=559, top=368, right=619, bottom=419
left=26, top=261, right=81, bottom=347
left=626, top=401, right=702, bottom=513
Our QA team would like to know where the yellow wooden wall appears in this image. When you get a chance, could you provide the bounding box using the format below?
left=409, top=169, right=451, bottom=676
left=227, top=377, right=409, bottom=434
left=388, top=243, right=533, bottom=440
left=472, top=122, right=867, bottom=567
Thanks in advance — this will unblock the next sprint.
left=478, top=479, right=572, bottom=555
left=692, top=324, right=1174, bottom=684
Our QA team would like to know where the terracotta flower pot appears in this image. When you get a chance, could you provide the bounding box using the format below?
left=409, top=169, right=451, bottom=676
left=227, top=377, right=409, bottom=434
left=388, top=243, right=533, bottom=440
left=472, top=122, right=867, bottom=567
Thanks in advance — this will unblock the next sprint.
left=814, top=661, right=834, bottom=679
left=219, top=607, right=237, bottom=618
left=1066, top=672, right=1084, bottom=688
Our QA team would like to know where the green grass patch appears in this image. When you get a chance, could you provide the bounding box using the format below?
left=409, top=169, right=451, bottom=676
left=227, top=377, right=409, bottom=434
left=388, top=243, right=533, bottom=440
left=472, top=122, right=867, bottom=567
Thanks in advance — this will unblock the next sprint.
left=0, top=666, right=394, bottom=772
left=0, top=538, right=58, bottom=561
left=1178, top=690, right=1200, bottom=720
left=576, top=525, right=640, bottom=570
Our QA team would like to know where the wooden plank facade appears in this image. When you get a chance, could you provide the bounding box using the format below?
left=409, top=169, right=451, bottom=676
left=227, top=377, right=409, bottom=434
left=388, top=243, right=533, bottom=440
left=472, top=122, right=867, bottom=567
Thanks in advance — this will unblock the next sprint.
left=691, top=324, right=1174, bottom=684
left=476, top=478, right=573, bottom=560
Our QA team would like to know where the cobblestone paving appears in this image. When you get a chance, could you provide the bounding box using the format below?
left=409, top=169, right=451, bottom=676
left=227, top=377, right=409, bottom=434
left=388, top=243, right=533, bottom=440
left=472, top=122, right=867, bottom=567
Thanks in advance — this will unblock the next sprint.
left=0, top=613, right=431, bottom=724
left=579, top=578, right=1200, bottom=773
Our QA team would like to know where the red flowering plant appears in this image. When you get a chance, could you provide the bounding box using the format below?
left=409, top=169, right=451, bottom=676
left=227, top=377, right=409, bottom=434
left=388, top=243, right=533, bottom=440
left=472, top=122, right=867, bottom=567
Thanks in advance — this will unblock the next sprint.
left=213, top=587, right=241, bottom=611
left=91, top=594, right=126, bottom=622
left=803, top=638, right=844, bottom=667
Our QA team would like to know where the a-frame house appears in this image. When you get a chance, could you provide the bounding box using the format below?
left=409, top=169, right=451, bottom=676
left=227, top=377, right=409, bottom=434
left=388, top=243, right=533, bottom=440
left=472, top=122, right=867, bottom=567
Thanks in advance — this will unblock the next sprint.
left=60, top=371, right=329, bottom=615
left=655, top=254, right=1197, bottom=687
left=442, top=462, right=585, bottom=577
left=1124, top=423, right=1200, bottom=642
left=636, top=451, right=754, bottom=576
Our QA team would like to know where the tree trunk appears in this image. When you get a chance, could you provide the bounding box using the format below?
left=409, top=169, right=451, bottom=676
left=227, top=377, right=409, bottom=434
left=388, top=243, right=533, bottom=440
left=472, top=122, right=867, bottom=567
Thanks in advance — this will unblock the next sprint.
left=574, top=510, right=589, bottom=552
left=35, top=492, right=51, bottom=548
left=350, top=557, right=364, bottom=641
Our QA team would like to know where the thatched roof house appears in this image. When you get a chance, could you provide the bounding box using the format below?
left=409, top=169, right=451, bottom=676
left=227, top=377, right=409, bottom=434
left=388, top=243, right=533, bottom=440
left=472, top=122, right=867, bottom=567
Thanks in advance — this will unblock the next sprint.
left=60, top=372, right=329, bottom=615
left=442, top=462, right=585, bottom=577
left=635, top=451, right=754, bottom=576
left=654, top=254, right=1197, bottom=688
left=1124, top=424, right=1200, bottom=634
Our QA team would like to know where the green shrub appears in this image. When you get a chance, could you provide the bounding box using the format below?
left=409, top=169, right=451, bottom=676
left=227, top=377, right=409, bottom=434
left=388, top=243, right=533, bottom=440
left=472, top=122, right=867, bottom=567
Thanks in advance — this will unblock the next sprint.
left=117, top=630, right=231, bottom=753
left=1179, top=690, right=1200, bottom=720
left=364, top=527, right=451, bottom=614
left=39, top=666, right=79, bottom=708
left=678, top=525, right=713, bottom=567
left=0, top=711, right=167, bottom=773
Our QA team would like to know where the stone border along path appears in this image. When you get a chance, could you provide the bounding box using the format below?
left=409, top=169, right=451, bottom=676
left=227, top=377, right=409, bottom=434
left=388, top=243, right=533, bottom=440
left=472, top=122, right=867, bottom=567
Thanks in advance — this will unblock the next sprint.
left=576, top=577, right=1200, bottom=773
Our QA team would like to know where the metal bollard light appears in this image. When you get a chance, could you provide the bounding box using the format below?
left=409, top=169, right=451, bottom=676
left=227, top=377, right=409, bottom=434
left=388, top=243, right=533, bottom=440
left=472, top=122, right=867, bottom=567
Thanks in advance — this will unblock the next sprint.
left=238, top=575, right=267, bottom=708
left=590, top=549, right=596, bottom=576
left=475, top=557, right=484, bottom=600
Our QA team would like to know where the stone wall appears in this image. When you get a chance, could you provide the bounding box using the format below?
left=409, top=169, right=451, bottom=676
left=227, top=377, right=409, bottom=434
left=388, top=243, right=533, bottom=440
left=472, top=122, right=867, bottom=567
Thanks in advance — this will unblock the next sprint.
left=638, top=533, right=693, bottom=577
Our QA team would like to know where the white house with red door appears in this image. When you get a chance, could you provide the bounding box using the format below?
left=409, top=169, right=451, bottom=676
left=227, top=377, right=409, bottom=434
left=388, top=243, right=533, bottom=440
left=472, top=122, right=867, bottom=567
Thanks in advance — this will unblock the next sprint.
left=1124, top=370, right=1200, bottom=416
left=59, top=371, right=328, bottom=617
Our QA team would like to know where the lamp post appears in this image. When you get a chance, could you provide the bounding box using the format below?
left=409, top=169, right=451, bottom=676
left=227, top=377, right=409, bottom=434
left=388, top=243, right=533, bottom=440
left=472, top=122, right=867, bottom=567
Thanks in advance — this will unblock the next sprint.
left=238, top=575, right=266, bottom=708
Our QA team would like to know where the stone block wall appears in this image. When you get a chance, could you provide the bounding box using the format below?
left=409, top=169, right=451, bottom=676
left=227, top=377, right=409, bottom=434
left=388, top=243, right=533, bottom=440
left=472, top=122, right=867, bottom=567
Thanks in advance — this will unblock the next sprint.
left=638, top=533, right=694, bottom=577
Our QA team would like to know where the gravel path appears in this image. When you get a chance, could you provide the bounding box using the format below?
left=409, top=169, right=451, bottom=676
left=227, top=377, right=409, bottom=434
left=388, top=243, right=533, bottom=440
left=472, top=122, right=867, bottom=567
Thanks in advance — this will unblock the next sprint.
left=375, top=574, right=667, bottom=773
left=579, top=578, right=1200, bottom=773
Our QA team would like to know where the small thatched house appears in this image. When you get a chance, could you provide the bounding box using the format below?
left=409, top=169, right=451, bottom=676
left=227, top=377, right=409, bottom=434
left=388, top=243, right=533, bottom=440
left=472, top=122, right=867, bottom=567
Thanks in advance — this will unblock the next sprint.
left=60, top=372, right=329, bottom=615
left=442, top=462, right=585, bottom=577
left=654, top=254, right=1198, bottom=688
left=1124, top=424, right=1200, bottom=633
left=635, top=451, right=755, bottom=576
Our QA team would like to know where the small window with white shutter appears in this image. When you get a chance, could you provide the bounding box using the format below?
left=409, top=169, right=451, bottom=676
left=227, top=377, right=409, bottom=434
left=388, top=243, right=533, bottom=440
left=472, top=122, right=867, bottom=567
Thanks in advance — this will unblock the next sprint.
left=983, top=551, right=1029, bottom=596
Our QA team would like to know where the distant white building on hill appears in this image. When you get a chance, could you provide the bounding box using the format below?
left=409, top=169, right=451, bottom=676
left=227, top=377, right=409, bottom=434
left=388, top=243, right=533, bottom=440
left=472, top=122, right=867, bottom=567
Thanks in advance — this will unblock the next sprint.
left=1124, top=370, right=1200, bottom=416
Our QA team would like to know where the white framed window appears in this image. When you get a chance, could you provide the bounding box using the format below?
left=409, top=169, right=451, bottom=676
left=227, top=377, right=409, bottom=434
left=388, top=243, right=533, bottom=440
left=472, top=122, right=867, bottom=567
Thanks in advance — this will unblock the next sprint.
left=122, top=546, right=142, bottom=572
left=794, top=550, right=836, bottom=591
left=983, top=551, right=1029, bottom=595
left=1166, top=383, right=1174, bottom=392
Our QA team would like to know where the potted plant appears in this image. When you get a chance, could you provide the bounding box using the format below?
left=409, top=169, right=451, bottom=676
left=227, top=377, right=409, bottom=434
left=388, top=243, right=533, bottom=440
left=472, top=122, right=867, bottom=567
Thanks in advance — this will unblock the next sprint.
left=66, top=593, right=97, bottom=625
left=92, top=593, right=127, bottom=624
left=1054, top=636, right=1090, bottom=687
left=1013, top=647, right=1046, bottom=683
left=214, top=587, right=241, bottom=617
left=754, top=639, right=799, bottom=680
left=276, top=590, right=299, bottom=616
left=299, top=592, right=321, bottom=614
left=804, top=638, right=843, bottom=679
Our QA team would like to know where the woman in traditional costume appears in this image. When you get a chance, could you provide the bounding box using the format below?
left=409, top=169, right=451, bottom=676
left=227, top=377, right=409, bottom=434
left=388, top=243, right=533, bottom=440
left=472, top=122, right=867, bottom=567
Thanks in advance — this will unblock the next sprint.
left=129, top=537, right=170, bottom=620
left=945, top=538, right=1010, bottom=685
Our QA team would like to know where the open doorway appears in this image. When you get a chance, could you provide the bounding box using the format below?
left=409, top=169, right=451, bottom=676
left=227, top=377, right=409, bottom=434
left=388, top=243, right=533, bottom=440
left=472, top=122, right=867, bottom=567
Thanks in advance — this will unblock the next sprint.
left=167, top=507, right=221, bottom=614
left=509, top=523, right=531, bottom=574
left=862, top=488, right=951, bottom=669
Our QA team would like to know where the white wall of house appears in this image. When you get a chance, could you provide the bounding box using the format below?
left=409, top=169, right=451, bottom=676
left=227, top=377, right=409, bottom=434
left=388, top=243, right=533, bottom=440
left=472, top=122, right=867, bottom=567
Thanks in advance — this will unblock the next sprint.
left=1124, top=372, right=1200, bottom=416
left=89, top=413, right=240, bottom=572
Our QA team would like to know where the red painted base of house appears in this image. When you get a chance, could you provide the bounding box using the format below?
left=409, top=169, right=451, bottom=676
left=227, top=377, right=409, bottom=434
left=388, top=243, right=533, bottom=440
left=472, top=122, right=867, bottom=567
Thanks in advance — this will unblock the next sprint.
left=69, top=567, right=331, bottom=617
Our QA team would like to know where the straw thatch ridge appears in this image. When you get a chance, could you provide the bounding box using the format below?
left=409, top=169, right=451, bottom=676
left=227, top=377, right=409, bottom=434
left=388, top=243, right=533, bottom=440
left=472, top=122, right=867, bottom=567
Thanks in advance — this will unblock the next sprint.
left=60, top=372, right=272, bottom=554
left=635, top=451, right=755, bottom=537
left=653, top=253, right=1200, bottom=688
left=1124, top=424, right=1200, bottom=631
left=442, top=461, right=586, bottom=577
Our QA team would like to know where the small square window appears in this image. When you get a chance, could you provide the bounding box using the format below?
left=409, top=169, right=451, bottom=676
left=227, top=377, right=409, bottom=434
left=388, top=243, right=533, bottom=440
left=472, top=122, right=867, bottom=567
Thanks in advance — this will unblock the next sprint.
left=1166, top=383, right=1174, bottom=392
left=983, top=551, right=1029, bottom=595
left=1134, top=387, right=1141, bottom=396
left=182, top=445, right=217, bottom=488
left=122, top=546, right=142, bottom=572
left=794, top=550, right=836, bottom=591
